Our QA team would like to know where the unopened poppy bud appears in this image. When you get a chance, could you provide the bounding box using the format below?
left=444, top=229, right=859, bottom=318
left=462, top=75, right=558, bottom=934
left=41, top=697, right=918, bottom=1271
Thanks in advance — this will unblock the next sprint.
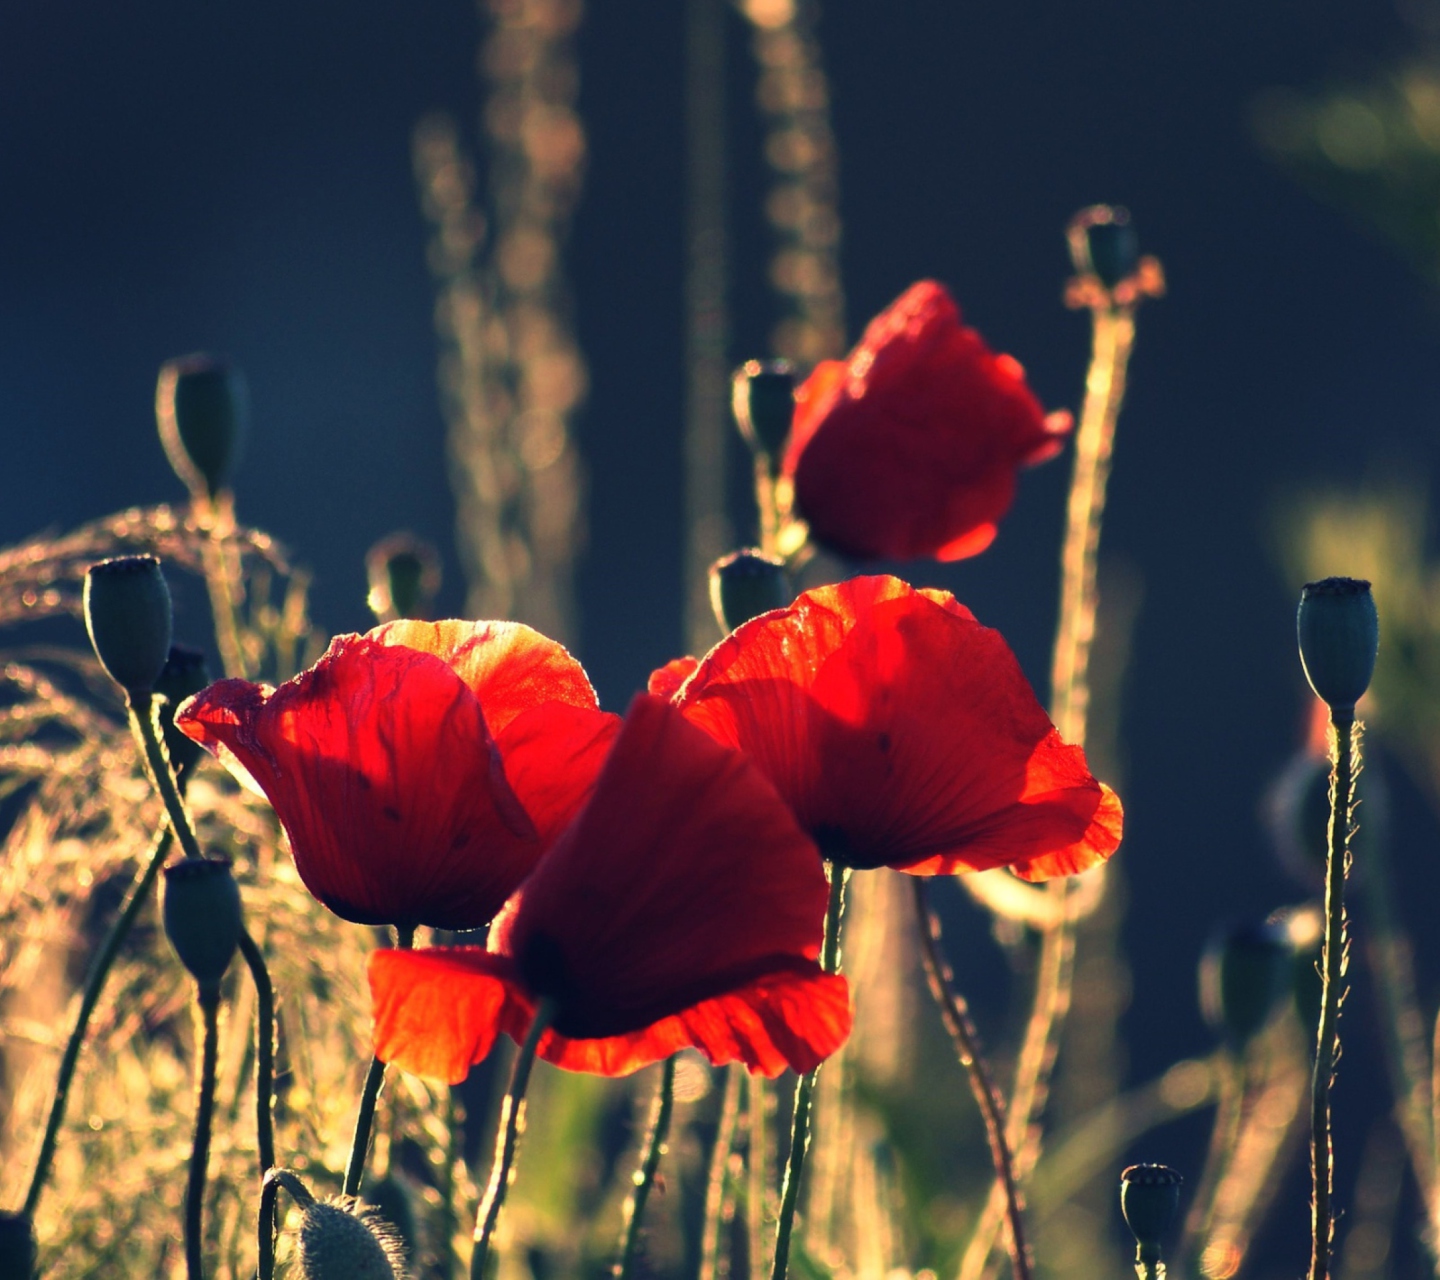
left=0, top=1211, right=36, bottom=1280
left=1198, top=920, right=1291, bottom=1051
left=1084, top=217, right=1140, bottom=290
left=365, top=533, right=441, bottom=622
left=296, top=1199, right=405, bottom=1279
left=1120, top=1164, right=1182, bottom=1265
left=163, top=857, right=242, bottom=996
left=1297, top=578, right=1378, bottom=716
left=154, top=646, right=213, bottom=777
left=361, top=1175, right=416, bottom=1268
left=732, top=360, right=795, bottom=462
left=156, top=354, right=248, bottom=500
left=83, top=556, right=174, bottom=698
left=709, top=550, right=790, bottom=633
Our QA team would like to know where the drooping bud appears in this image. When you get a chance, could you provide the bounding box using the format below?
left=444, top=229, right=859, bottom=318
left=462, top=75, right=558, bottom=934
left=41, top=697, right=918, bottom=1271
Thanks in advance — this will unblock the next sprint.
left=163, top=858, right=242, bottom=997
left=83, top=556, right=174, bottom=699
left=709, top=550, right=790, bottom=633
left=0, top=1212, right=36, bottom=1280
left=1084, top=217, right=1140, bottom=290
left=1198, top=920, right=1292, bottom=1052
left=365, top=533, right=441, bottom=623
left=154, top=646, right=213, bottom=777
left=731, top=360, right=795, bottom=464
left=156, top=355, right=249, bottom=500
left=1120, top=1164, right=1183, bottom=1272
left=1297, top=578, right=1378, bottom=717
left=295, top=1198, right=405, bottom=1279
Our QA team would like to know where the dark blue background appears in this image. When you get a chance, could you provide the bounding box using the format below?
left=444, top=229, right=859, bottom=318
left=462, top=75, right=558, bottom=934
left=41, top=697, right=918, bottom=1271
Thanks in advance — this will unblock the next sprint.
left=3, top=1, right=1438, bottom=1263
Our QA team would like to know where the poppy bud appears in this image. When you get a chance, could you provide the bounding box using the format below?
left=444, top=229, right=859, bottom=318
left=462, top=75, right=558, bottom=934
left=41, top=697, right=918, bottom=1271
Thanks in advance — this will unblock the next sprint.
left=732, top=360, right=796, bottom=463
left=709, top=550, right=790, bottom=633
left=1297, top=578, right=1378, bottom=717
left=1084, top=217, right=1140, bottom=290
left=1198, top=920, right=1292, bottom=1052
left=365, top=532, right=441, bottom=622
left=83, top=556, right=174, bottom=698
left=1120, top=1164, right=1183, bottom=1265
left=361, top=1174, right=416, bottom=1268
left=163, top=857, right=242, bottom=996
left=154, top=646, right=213, bottom=777
left=0, top=1212, right=36, bottom=1280
left=296, top=1199, right=405, bottom=1279
left=156, top=354, right=248, bottom=500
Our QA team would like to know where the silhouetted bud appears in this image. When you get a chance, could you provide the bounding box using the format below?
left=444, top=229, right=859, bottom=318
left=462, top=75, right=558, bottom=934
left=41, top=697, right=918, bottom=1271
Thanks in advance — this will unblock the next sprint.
left=154, top=646, right=213, bottom=777
left=296, top=1199, right=404, bottom=1279
left=365, top=533, right=441, bottom=622
left=163, top=858, right=242, bottom=996
left=1198, top=920, right=1292, bottom=1051
left=361, top=1175, right=416, bottom=1268
left=731, top=360, right=795, bottom=462
left=0, top=1212, right=36, bottom=1280
left=709, top=550, right=790, bottom=633
left=1085, top=217, right=1140, bottom=290
left=156, top=354, right=248, bottom=500
left=83, top=556, right=173, bottom=698
left=1120, top=1164, right=1182, bottom=1265
left=1297, top=578, right=1378, bottom=716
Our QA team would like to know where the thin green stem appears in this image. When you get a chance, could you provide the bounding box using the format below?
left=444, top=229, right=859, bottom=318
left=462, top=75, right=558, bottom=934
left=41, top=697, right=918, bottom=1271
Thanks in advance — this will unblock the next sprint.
left=129, top=694, right=205, bottom=863
left=748, top=1074, right=768, bottom=1275
left=197, top=505, right=251, bottom=680
left=186, top=989, right=221, bottom=1280
left=259, top=1168, right=316, bottom=1280
left=344, top=925, right=415, bottom=1198
left=21, top=815, right=174, bottom=1217
left=912, top=879, right=1032, bottom=1280
left=471, top=999, right=557, bottom=1280
left=439, top=1090, right=464, bottom=1280
left=701, top=1066, right=743, bottom=1280
left=1310, top=713, right=1357, bottom=1280
left=1180, top=1054, right=1244, bottom=1272
left=236, top=929, right=275, bottom=1177
left=771, top=865, right=846, bottom=1280
left=615, top=1055, right=679, bottom=1279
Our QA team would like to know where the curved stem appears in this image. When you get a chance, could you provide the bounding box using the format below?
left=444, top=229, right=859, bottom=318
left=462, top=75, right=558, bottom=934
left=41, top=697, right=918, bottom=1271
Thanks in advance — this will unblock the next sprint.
left=471, top=999, right=557, bottom=1280
left=1310, top=713, right=1358, bottom=1280
left=186, top=989, right=221, bottom=1280
left=21, top=815, right=174, bottom=1217
left=701, top=1066, right=743, bottom=1280
left=913, top=879, right=1032, bottom=1280
left=616, top=1055, right=679, bottom=1279
left=259, top=1167, right=316, bottom=1280
left=343, top=925, right=415, bottom=1198
left=129, top=694, right=206, bottom=864
left=771, top=866, right=846, bottom=1280
left=236, top=929, right=275, bottom=1177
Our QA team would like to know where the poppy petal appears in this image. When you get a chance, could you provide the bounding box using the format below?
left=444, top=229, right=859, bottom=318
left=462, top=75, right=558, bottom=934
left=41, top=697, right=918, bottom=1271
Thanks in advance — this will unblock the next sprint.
left=647, top=656, right=700, bottom=701
left=373, top=619, right=599, bottom=732
left=494, top=703, right=622, bottom=844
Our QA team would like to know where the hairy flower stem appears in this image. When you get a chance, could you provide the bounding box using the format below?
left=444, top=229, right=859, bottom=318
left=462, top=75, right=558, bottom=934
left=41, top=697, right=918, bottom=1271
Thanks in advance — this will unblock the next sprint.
left=913, top=879, right=1032, bottom=1280
left=749, top=1074, right=770, bottom=1275
left=130, top=693, right=207, bottom=863
left=471, top=999, right=557, bottom=1280
left=259, top=1168, right=317, bottom=1280
left=701, top=1066, right=744, bottom=1280
left=196, top=498, right=252, bottom=680
left=343, top=925, right=415, bottom=1198
left=771, top=866, right=847, bottom=1280
left=1310, top=713, right=1358, bottom=1280
left=236, top=928, right=276, bottom=1177
left=20, top=815, right=174, bottom=1218
left=185, top=987, right=221, bottom=1280
left=616, top=1054, right=679, bottom=1279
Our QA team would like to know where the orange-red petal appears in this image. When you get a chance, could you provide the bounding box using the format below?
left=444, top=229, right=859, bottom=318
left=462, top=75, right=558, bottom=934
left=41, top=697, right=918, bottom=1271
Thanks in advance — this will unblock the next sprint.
left=647, top=656, right=700, bottom=701
left=494, top=702, right=621, bottom=845
left=676, top=576, right=1122, bottom=877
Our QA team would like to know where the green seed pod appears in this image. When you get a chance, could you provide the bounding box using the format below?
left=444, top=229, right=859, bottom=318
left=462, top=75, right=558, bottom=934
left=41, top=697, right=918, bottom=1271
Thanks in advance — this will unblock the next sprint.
left=1297, top=578, right=1378, bottom=716
left=0, top=1212, right=36, bottom=1280
left=156, top=354, right=249, bottom=500
left=1120, top=1164, right=1183, bottom=1261
left=731, top=360, right=795, bottom=463
left=1198, top=919, right=1292, bottom=1052
left=709, top=549, right=790, bottom=634
left=365, top=533, right=441, bottom=622
left=296, top=1199, right=405, bottom=1279
left=83, top=556, right=174, bottom=698
left=153, top=646, right=213, bottom=777
left=163, top=858, right=242, bottom=996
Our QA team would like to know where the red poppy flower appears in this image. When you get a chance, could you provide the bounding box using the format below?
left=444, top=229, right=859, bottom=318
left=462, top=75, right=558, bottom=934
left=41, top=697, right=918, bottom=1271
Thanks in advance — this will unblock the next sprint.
left=368, top=695, right=851, bottom=1082
left=176, top=620, right=619, bottom=931
left=667, top=576, right=1122, bottom=879
left=783, top=280, right=1072, bottom=562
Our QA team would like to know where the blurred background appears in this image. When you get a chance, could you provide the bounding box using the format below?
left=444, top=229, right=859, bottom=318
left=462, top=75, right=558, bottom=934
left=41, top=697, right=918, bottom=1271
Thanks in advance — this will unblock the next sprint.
left=6, top=1, right=1440, bottom=1276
